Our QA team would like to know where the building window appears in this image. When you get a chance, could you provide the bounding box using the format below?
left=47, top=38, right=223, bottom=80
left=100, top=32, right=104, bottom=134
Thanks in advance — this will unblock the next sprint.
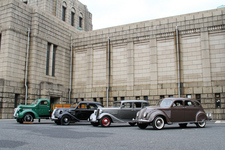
left=121, top=97, right=125, bottom=100
left=0, top=34, right=1, bottom=53
left=62, top=6, right=66, bottom=21
left=79, top=17, right=83, bottom=28
left=93, top=98, right=96, bottom=102
left=186, top=94, right=192, bottom=98
left=46, top=43, right=56, bottom=76
left=62, top=2, right=67, bottom=21
left=79, top=13, right=83, bottom=29
left=113, top=97, right=117, bottom=101
left=160, top=95, right=165, bottom=99
left=169, top=95, right=173, bottom=97
left=196, top=94, right=201, bottom=103
left=144, top=96, right=148, bottom=101
left=215, top=93, right=221, bottom=108
left=81, top=98, right=84, bottom=101
left=100, top=98, right=103, bottom=104
left=71, top=8, right=75, bottom=26
left=23, top=0, right=28, bottom=4
left=14, top=94, right=20, bottom=108
left=136, top=96, right=140, bottom=100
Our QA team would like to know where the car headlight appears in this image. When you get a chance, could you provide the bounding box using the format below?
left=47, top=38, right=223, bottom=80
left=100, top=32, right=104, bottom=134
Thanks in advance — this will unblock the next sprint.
left=57, top=109, right=63, bottom=114
left=143, top=112, right=148, bottom=118
left=136, top=111, right=140, bottom=117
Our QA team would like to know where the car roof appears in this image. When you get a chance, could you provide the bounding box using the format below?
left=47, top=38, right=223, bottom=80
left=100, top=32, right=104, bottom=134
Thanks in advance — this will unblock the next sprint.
left=78, top=101, right=103, bottom=105
left=162, top=98, right=198, bottom=102
left=114, top=100, right=148, bottom=103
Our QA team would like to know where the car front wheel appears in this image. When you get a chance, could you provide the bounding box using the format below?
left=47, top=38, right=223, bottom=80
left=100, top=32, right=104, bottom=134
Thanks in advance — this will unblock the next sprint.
left=196, top=120, right=206, bottom=128
left=23, top=113, right=34, bottom=123
left=100, top=116, right=111, bottom=127
left=152, top=116, right=165, bottom=130
left=61, top=115, right=71, bottom=125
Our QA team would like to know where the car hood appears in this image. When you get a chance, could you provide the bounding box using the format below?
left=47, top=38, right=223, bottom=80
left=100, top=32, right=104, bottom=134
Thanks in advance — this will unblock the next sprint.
left=17, top=105, right=35, bottom=109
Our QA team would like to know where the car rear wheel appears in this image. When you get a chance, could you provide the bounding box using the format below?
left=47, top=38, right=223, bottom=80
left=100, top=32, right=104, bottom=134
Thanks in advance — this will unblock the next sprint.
left=100, top=116, right=111, bottom=127
left=137, top=123, right=148, bottom=129
left=23, top=113, right=34, bottom=123
left=152, top=116, right=165, bottom=130
left=196, top=120, right=206, bottom=128
left=61, top=115, right=71, bottom=125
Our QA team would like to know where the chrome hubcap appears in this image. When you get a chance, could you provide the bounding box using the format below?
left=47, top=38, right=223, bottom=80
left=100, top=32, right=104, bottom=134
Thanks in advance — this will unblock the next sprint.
left=64, top=118, right=68, bottom=122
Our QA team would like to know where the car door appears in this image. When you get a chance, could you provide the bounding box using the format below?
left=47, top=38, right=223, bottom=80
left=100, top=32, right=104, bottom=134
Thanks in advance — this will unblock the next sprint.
left=37, top=100, right=50, bottom=117
left=119, top=102, right=133, bottom=121
left=75, top=103, right=89, bottom=120
left=170, top=100, right=185, bottom=122
left=184, top=100, right=199, bottom=121
left=132, top=102, right=143, bottom=118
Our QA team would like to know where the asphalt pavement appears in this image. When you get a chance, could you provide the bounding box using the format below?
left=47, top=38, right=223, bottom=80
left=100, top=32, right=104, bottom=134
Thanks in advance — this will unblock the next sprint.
left=0, top=119, right=225, bottom=150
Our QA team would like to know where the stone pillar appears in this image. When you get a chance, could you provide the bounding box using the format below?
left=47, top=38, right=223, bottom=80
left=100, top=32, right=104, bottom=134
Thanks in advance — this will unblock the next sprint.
left=127, top=40, right=134, bottom=91
left=149, top=38, right=158, bottom=90
left=86, top=46, right=93, bottom=93
left=201, top=28, right=211, bottom=86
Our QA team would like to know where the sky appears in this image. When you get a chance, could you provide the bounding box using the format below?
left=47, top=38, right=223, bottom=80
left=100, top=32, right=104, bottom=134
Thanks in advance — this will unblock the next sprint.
left=79, top=0, right=224, bottom=30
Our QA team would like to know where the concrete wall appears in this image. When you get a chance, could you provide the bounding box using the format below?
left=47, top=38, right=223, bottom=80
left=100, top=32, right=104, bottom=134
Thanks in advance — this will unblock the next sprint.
left=73, top=8, right=225, bottom=119
left=0, top=0, right=91, bottom=118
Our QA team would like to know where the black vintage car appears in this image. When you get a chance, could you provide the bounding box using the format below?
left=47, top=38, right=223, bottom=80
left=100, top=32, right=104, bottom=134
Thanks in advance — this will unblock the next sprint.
left=51, top=101, right=103, bottom=125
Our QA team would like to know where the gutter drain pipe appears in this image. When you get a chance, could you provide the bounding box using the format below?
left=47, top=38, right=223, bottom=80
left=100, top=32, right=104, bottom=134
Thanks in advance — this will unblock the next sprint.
left=107, top=37, right=110, bottom=107
left=25, top=28, right=31, bottom=105
left=69, top=37, right=73, bottom=104
left=176, top=26, right=181, bottom=97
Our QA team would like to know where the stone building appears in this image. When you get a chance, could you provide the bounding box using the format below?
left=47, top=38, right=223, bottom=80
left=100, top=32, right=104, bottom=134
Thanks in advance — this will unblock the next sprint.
left=0, top=0, right=224, bottom=119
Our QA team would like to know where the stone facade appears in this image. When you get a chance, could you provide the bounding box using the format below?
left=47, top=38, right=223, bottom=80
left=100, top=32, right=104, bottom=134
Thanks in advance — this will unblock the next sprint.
left=73, top=8, right=225, bottom=120
left=0, top=0, right=224, bottom=119
left=0, top=0, right=92, bottom=118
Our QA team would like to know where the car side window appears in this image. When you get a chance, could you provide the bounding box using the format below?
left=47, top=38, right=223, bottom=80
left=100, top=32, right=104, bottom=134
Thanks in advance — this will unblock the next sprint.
left=77, top=104, right=87, bottom=109
left=88, top=104, right=97, bottom=109
left=122, top=102, right=132, bottom=108
left=172, top=100, right=183, bottom=107
left=40, top=101, right=47, bottom=105
left=193, top=101, right=200, bottom=106
left=142, top=102, right=149, bottom=108
left=185, top=100, right=194, bottom=107
left=134, top=102, right=142, bottom=108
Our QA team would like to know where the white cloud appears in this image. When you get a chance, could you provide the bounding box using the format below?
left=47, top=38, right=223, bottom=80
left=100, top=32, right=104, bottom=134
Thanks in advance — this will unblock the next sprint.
left=80, top=0, right=224, bottom=30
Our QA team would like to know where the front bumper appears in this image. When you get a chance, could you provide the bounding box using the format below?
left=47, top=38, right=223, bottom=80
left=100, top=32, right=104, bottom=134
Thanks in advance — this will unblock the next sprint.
left=89, top=113, right=98, bottom=123
left=136, top=119, right=151, bottom=124
left=51, top=109, right=60, bottom=121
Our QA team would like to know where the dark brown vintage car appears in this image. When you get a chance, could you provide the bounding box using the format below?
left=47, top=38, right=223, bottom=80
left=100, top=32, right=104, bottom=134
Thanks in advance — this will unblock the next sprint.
left=136, top=98, right=209, bottom=130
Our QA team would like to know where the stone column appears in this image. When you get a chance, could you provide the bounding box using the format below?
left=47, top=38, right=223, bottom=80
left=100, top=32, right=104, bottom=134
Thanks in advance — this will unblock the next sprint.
left=201, top=28, right=211, bottom=86
left=127, top=40, right=134, bottom=91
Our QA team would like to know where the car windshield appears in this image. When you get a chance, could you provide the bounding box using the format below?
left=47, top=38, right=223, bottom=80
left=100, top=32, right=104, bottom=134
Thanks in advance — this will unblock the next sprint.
left=97, top=104, right=103, bottom=108
left=113, top=102, right=121, bottom=107
left=157, top=99, right=173, bottom=107
left=31, top=100, right=39, bottom=105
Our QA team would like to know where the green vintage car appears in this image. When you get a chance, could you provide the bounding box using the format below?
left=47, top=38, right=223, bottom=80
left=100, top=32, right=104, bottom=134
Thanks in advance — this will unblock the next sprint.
left=13, top=99, right=67, bottom=123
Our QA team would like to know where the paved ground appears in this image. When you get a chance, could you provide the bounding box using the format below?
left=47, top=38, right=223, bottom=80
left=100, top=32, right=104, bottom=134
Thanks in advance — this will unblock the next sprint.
left=0, top=119, right=225, bottom=150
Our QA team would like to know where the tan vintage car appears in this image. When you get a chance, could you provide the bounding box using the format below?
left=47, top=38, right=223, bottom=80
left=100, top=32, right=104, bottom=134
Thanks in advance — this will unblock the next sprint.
left=136, top=98, right=209, bottom=130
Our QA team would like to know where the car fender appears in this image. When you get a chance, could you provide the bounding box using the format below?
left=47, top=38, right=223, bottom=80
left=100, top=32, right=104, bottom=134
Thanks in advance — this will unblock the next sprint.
left=98, top=113, right=125, bottom=123
left=196, top=111, right=208, bottom=122
left=18, top=109, right=39, bottom=119
left=58, top=111, right=80, bottom=121
left=148, top=110, right=170, bottom=123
